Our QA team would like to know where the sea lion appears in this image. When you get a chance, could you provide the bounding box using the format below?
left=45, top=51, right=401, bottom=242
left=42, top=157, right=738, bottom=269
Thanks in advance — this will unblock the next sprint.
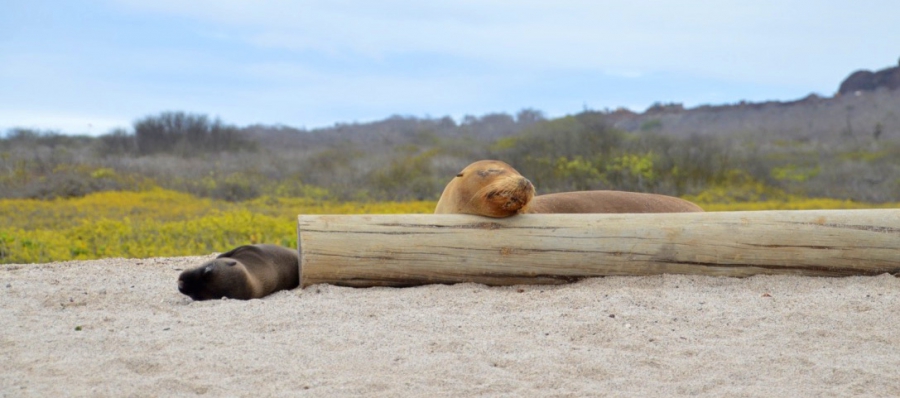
left=525, top=191, right=704, bottom=213
left=434, top=160, right=535, bottom=217
left=177, top=244, right=300, bottom=301
left=434, top=160, right=703, bottom=217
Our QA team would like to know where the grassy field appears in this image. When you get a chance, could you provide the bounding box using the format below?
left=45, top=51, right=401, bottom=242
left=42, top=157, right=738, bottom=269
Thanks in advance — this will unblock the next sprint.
left=0, top=189, right=434, bottom=264
left=1, top=188, right=897, bottom=264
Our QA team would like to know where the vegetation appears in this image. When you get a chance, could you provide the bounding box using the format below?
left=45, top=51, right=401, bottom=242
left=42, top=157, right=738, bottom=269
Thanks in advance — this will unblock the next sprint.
left=0, top=189, right=434, bottom=264
left=2, top=104, right=899, bottom=264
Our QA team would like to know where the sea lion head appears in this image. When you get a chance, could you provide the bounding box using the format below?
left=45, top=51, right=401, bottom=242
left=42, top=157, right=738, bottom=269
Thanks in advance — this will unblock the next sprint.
left=177, top=258, right=253, bottom=301
left=434, top=160, right=535, bottom=218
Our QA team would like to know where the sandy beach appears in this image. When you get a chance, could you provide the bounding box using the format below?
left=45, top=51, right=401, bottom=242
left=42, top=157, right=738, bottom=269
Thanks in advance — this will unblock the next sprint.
left=2, top=255, right=900, bottom=397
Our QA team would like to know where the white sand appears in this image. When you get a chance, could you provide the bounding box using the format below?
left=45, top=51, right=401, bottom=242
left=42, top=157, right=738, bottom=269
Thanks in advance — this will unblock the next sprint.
left=2, top=255, right=900, bottom=397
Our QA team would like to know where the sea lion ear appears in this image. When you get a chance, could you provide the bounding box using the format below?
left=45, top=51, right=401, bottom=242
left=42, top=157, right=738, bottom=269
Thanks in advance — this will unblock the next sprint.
left=224, top=260, right=238, bottom=267
left=456, top=173, right=464, bottom=177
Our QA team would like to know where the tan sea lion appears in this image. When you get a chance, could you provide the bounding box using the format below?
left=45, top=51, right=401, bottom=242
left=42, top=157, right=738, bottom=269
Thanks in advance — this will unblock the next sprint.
left=177, top=244, right=300, bottom=301
left=434, top=160, right=535, bottom=217
left=525, top=191, right=704, bottom=213
left=435, top=160, right=703, bottom=217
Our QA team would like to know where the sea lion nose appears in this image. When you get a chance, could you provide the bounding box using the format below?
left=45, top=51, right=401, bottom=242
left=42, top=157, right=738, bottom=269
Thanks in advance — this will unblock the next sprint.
left=519, top=178, right=533, bottom=190
left=177, top=279, right=186, bottom=293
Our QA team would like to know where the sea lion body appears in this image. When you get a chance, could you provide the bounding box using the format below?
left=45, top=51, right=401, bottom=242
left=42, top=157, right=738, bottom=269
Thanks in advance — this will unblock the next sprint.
left=435, top=160, right=703, bottom=217
left=434, top=160, right=535, bottom=218
left=525, top=191, right=704, bottom=213
left=177, top=244, right=300, bottom=301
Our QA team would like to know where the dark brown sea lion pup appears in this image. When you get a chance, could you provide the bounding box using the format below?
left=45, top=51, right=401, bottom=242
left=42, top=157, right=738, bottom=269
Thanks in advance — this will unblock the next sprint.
left=435, top=160, right=703, bottom=217
left=177, top=244, right=300, bottom=300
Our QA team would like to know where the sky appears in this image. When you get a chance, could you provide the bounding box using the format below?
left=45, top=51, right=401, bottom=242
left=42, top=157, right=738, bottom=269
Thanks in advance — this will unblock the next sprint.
left=2, top=0, right=899, bottom=135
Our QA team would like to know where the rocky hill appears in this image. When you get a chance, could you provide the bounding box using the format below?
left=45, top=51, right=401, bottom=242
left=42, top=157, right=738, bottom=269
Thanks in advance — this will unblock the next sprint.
left=838, top=59, right=900, bottom=95
left=605, top=60, right=900, bottom=143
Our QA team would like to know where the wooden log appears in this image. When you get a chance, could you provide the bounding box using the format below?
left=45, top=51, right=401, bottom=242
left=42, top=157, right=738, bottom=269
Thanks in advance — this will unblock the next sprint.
left=296, top=210, right=900, bottom=288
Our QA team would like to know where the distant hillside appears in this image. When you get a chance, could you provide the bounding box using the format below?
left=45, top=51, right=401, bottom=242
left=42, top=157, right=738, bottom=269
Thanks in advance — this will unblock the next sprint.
left=2, top=61, right=899, bottom=203
left=605, top=60, right=900, bottom=143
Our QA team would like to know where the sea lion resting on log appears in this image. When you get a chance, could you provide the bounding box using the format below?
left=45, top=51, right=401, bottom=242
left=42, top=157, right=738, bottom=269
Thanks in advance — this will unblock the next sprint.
left=177, top=244, right=300, bottom=300
left=434, top=160, right=703, bottom=217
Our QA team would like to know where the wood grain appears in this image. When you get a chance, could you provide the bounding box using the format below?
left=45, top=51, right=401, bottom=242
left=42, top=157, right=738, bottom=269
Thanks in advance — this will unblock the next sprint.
left=297, top=210, right=900, bottom=287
